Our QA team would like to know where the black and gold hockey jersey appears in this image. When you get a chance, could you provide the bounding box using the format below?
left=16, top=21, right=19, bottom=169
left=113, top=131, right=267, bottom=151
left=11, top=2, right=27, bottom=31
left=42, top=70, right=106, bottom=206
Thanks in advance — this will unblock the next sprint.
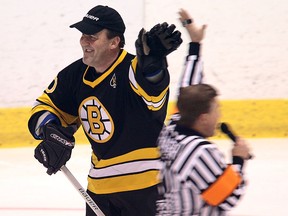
left=29, top=49, right=170, bottom=194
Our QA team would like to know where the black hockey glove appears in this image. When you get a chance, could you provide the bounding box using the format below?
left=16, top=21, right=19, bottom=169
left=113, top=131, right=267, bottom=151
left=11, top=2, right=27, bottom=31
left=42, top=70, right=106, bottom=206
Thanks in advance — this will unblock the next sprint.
left=146, top=22, right=183, bottom=57
left=34, top=123, right=75, bottom=175
left=135, top=23, right=182, bottom=82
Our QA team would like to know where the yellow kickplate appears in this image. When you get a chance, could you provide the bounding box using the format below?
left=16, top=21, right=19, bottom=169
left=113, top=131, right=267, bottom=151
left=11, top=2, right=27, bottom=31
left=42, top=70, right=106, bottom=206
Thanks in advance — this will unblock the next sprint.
left=1, top=99, right=287, bottom=148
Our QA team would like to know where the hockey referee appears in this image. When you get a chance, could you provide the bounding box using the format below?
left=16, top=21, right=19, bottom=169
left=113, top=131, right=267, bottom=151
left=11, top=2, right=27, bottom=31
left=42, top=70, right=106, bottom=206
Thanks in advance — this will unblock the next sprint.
left=156, top=9, right=252, bottom=215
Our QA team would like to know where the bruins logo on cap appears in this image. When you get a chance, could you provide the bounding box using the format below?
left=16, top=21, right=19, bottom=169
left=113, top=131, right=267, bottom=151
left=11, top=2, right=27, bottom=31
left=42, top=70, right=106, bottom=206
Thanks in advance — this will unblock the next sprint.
left=79, top=96, right=114, bottom=143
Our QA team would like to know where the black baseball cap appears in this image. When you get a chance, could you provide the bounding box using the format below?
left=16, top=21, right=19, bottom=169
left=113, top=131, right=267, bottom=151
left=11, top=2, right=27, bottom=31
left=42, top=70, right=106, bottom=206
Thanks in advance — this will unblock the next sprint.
left=70, top=5, right=126, bottom=35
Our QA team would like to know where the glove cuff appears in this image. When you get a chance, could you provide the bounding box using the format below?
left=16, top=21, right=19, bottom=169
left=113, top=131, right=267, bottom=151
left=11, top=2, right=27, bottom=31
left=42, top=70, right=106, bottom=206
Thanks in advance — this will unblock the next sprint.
left=43, top=124, right=75, bottom=149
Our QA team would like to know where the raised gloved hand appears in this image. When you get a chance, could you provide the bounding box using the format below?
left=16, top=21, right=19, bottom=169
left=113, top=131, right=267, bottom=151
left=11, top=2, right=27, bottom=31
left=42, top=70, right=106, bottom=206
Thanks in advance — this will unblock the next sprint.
left=146, top=22, right=183, bottom=57
left=34, top=123, right=75, bottom=175
left=135, top=23, right=182, bottom=82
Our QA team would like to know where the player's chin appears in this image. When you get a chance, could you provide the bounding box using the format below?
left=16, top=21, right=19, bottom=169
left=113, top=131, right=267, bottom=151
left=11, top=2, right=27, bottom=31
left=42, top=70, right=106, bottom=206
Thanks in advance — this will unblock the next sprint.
left=82, top=56, right=93, bottom=66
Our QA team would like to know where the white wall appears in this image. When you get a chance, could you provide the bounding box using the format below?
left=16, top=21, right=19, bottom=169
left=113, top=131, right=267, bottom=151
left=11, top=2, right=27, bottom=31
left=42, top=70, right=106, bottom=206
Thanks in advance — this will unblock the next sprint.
left=1, top=0, right=288, bottom=107
left=144, top=0, right=288, bottom=101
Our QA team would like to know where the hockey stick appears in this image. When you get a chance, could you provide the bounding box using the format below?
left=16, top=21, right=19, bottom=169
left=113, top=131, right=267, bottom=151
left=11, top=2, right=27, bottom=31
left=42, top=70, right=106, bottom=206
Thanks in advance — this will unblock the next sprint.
left=60, top=165, right=105, bottom=216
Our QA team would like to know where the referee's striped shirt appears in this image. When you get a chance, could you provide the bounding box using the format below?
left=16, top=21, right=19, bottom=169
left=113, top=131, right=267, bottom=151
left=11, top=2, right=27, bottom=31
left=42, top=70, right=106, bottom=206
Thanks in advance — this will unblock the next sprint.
left=156, top=122, right=246, bottom=216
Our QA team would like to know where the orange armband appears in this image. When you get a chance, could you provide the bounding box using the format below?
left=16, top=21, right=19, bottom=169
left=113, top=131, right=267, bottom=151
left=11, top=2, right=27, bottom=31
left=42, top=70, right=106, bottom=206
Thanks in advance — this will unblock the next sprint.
left=201, top=165, right=241, bottom=206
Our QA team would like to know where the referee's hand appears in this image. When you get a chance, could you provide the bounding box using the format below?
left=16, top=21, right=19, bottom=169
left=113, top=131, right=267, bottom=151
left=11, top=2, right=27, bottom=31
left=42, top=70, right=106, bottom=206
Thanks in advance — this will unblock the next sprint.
left=232, top=138, right=252, bottom=160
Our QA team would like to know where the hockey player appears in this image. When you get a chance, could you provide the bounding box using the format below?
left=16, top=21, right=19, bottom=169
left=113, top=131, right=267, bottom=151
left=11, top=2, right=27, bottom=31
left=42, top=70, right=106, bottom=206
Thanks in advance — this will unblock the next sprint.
left=156, top=9, right=251, bottom=215
left=28, top=5, right=182, bottom=216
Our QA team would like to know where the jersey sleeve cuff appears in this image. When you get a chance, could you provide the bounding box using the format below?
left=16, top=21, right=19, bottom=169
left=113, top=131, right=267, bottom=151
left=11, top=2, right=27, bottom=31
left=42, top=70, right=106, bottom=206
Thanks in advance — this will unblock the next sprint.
left=189, top=42, right=200, bottom=55
left=232, top=156, right=244, bottom=169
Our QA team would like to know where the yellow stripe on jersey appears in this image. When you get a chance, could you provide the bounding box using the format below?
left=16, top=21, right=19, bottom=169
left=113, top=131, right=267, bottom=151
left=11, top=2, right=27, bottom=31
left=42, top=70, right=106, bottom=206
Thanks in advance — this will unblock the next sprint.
left=32, top=93, right=79, bottom=126
left=201, top=165, right=241, bottom=206
left=45, top=77, right=58, bottom=93
left=83, top=50, right=128, bottom=88
left=87, top=147, right=161, bottom=194
left=129, top=58, right=169, bottom=111
left=89, top=160, right=161, bottom=177
left=91, top=147, right=160, bottom=168
left=88, top=170, right=160, bottom=194
left=130, top=81, right=168, bottom=111
left=131, top=57, right=137, bottom=71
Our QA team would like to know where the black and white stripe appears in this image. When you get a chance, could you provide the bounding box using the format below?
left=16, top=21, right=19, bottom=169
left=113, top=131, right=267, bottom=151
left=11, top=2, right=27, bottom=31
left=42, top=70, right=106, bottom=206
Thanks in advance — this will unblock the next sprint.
left=156, top=124, right=246, bottom=215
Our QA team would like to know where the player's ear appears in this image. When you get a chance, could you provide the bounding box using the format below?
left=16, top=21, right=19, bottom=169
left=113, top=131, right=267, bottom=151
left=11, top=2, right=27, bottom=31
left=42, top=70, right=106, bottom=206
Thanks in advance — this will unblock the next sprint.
left=110, top=36, right=121, bottom=49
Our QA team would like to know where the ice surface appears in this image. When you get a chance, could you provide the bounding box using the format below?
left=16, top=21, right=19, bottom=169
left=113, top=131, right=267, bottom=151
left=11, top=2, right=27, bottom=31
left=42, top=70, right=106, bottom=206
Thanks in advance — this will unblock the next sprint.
left=1, top=138, right=288, bottom=216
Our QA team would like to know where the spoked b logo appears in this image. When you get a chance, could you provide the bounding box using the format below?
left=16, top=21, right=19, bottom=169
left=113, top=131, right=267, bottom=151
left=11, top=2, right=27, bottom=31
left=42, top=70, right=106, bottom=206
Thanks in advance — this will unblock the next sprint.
left=79, top=96, right=114, bottom=143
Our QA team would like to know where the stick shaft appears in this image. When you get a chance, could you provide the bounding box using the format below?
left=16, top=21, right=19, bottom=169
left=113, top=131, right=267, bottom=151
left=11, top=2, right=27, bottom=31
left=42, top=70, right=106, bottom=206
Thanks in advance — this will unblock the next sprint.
left=60, top=165, right=105, bottom=216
